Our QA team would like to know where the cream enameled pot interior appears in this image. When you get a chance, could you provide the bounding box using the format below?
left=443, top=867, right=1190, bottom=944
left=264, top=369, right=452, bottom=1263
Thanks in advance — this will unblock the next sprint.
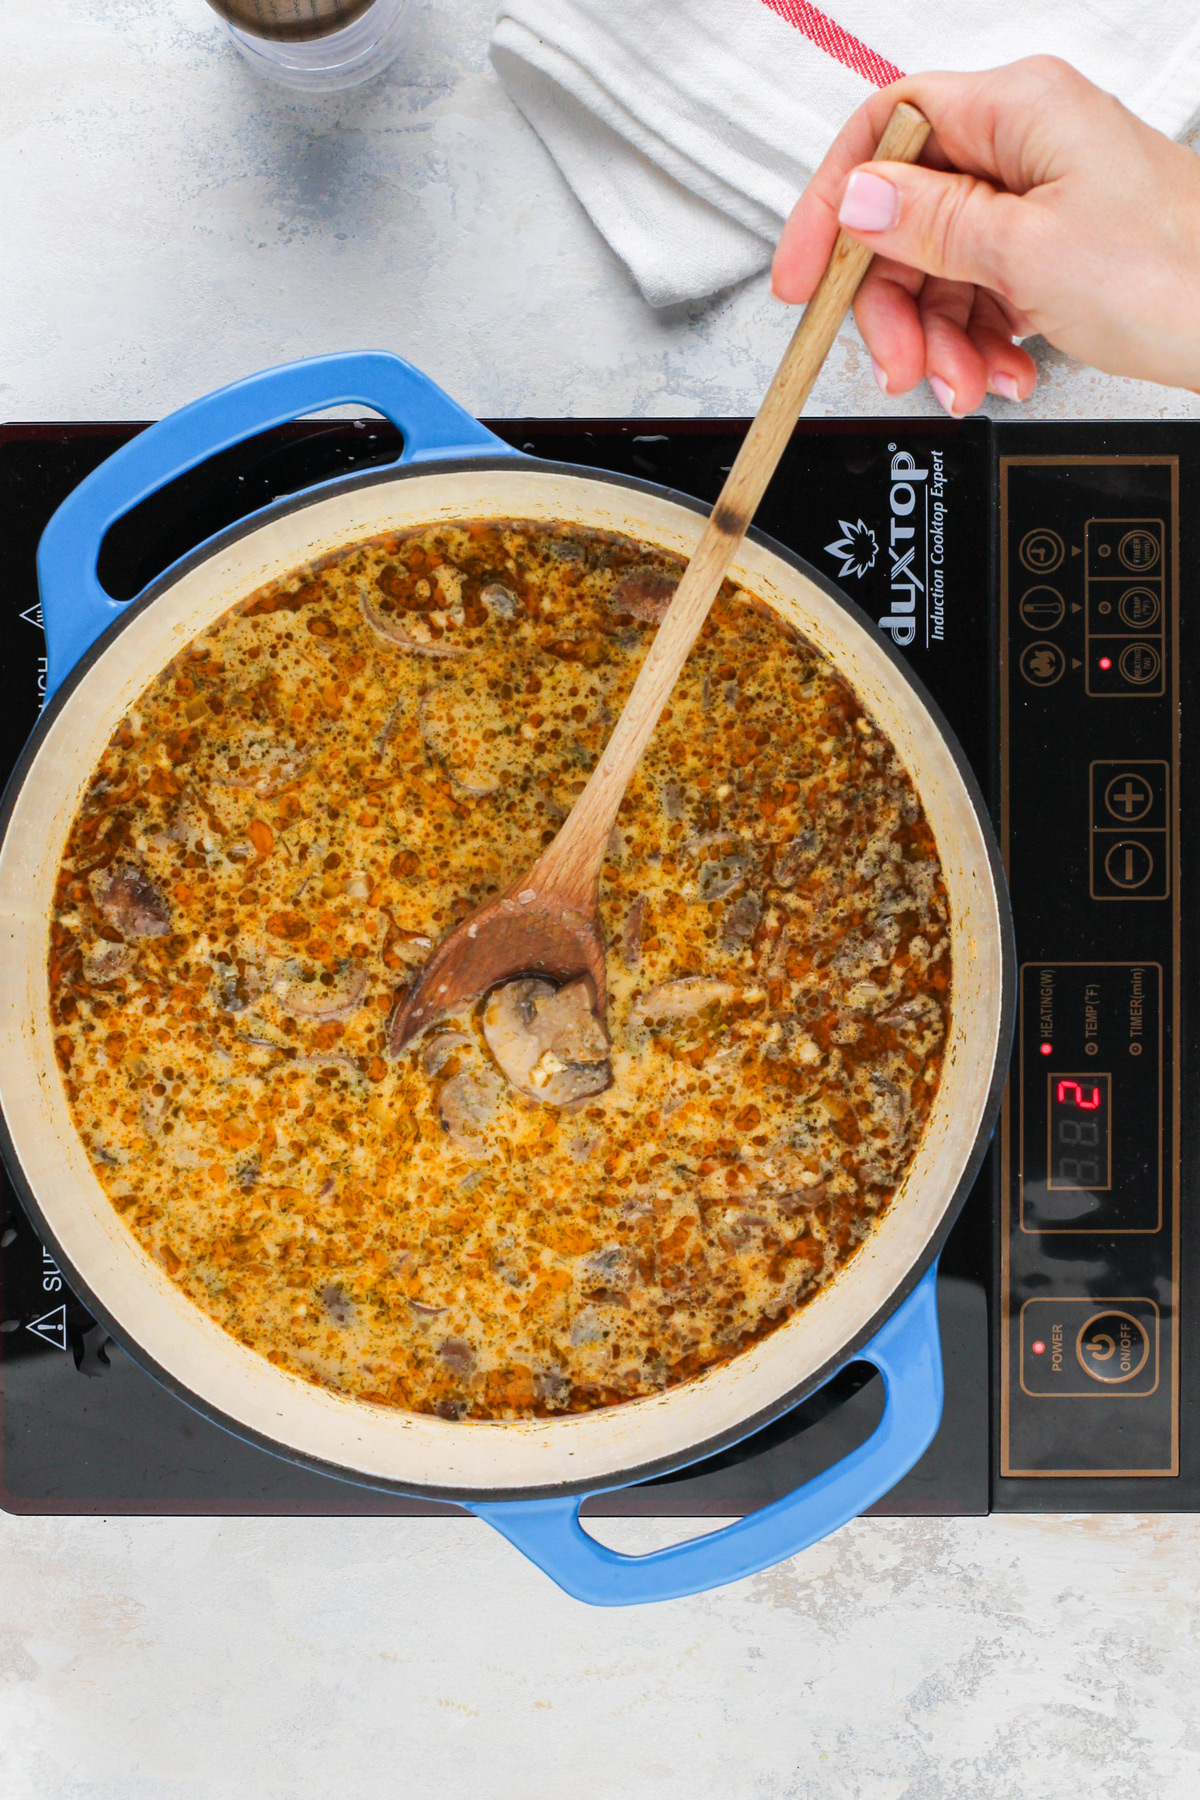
left=0, top=466, right=1006, bottom=1494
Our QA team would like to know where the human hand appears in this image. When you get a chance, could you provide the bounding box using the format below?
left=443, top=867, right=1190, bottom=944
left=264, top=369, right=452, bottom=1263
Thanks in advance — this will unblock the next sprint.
left=771, top=58, right=1200, bottom=413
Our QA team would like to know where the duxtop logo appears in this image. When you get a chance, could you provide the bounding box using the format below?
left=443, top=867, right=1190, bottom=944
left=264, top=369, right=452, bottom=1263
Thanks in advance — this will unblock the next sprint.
left=825, top=446, right=947, bottom=650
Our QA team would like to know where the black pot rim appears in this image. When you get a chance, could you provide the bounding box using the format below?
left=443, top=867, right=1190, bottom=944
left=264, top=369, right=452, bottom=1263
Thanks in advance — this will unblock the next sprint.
left=0, top=450, right=1017, bottom=1504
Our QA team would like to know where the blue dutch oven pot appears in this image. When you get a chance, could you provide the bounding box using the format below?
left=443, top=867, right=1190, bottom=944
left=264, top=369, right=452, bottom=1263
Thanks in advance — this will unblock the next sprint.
left=0, top=353, right=1014, bottom=1606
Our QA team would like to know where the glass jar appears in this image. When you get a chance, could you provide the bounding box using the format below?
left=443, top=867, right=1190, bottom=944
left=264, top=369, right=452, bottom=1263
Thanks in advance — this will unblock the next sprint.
left=207, top=0, right=414, bottom=92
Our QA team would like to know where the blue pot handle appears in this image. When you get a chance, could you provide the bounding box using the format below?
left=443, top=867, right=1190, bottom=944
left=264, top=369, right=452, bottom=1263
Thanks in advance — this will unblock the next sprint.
left=37, top=351, right=519, bottom=700
left=470, top=1263, right=942, bottom=1607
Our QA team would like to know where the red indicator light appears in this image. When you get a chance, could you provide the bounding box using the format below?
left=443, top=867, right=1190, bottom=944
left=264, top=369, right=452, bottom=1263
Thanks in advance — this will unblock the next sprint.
left=1057, top=1079, right=1101, bottom=1109
left=1032, top=1340, right=1046, bottom=1355
left=1040, top=1043, right=1052, bottom=1056
left=1099, top=656, right=1112, bottom=669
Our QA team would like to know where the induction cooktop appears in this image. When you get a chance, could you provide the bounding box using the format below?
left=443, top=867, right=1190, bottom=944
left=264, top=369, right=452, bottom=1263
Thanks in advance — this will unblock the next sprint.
left=1, top=412, right=1194, bottom=1518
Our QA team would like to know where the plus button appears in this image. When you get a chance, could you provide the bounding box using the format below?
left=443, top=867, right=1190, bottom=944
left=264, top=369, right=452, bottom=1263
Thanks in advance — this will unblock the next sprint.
left=1101, top=770, right=1155, bottom=826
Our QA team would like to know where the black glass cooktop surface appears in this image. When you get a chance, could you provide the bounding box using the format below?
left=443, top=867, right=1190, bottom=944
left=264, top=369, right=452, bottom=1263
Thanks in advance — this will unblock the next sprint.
left=0, top=412, right=1194, bottom=1516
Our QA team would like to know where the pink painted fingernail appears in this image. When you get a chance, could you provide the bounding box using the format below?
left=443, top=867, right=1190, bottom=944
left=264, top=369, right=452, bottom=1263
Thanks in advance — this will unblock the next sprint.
left=838, top=169, right=900, bottom=234
left=991, top=373, right=1020, bottom=401
left=929, top=375, right=958, bottom=415
left=871, top=355, right=889, bottom=395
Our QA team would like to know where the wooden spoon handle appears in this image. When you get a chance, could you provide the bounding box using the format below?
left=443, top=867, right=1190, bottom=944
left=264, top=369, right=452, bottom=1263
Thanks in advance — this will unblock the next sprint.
left=535, top=100, right=931, bottom=905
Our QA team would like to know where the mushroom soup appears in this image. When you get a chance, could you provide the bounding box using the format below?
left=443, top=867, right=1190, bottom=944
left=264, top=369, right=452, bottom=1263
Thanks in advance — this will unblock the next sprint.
left=48, top=520, right=951, bottom=1420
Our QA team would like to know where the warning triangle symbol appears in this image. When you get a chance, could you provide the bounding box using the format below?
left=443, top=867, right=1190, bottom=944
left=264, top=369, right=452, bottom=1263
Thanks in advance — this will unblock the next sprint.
left=18, top=603, right=44, bottom=630
left=27, top=1304, right=67, bottom=1351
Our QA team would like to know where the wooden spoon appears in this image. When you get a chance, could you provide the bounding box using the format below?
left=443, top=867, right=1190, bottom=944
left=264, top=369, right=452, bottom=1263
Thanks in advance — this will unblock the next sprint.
left=391, top=101, right=931, bottom=1054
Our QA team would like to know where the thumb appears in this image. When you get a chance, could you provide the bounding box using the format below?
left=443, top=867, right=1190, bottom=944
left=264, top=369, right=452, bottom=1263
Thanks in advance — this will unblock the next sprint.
left=837, top=160, right=1033, bottom=299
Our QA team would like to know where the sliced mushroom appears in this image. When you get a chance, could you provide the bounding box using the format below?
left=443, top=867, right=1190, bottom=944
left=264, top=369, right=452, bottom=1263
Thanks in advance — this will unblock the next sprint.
left=722, top=892, right=761, bottom=950
left=482, top=978, right=612, bottom=1107
left=661, top=779, right=686, bottom=820
left=698, top=854, right=751, bottom=903
left=621, top=894, right=646, bottom=971
left=569, top=1307, right=607, bottom=1346
left=776, top=1187, right=826, bottom=1216
left=582, top=1246, right=634, bottom=1294
left=438, top=1067, right=505, bottom=1146
left=274, top=963, right=367, bottom=1022
left=359, top=585, right=470, bottom=658
left=717, top=1212, right=772, bottom=1251
left=88, top=863, right=170, bottom=938
left=534, top=1368, right=571, bottom=1407
left=82, top=939, right=137, bottom=985
left=480, top=581, right=519, bottom=618
left=611, top=566, right=677, bottom=624
left=145, top=796, right=190, bottom=851
left=319, top=1284, right=355, bottom=1327
left=630, top=977, right=736, bottom=1025
left=421, top=1030, right=472, bottom=1078
left=773, top=830, right=822, bottom=891
left=214, top=964, right=264, bottom=1014
left=438, top=1336, right=476, bottom=1378
left=682, top=832, right=754, bottom=904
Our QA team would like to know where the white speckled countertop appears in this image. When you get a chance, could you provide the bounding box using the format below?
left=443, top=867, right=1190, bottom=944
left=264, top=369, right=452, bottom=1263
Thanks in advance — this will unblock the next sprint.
left=3, top=5, right=1199, bottom=1796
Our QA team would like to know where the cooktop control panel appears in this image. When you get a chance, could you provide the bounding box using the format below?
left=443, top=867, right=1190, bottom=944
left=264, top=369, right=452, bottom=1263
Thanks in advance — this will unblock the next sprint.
left=999, top=455, right=1180, bottom=1481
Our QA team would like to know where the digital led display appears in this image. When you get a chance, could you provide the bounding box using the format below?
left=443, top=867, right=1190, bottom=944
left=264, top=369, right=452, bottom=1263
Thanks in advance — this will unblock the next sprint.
left=1047, top=1072, right=1111, bottom=1191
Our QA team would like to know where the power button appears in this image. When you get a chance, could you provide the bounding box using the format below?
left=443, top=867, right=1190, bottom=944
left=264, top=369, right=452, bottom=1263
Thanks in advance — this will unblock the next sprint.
left=1076, top=1311, right=1150, bottom=1384
left=1020, top=1296, right=1160, bottom=1397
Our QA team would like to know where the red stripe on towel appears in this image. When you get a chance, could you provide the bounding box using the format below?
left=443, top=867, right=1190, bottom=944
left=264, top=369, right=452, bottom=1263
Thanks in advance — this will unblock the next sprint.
left=761, top=1, right=904, bottom=87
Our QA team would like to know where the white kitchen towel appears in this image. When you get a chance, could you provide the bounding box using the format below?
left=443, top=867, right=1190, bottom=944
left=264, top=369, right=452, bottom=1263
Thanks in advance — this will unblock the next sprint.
left=491, top=0, right=1200, bottom=306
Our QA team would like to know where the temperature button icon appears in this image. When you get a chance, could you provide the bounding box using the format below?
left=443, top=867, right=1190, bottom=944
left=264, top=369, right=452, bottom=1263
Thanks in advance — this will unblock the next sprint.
left=1119, top=587, right=1160, bottom=629
left=1019, top=587, right=1065, bottom=631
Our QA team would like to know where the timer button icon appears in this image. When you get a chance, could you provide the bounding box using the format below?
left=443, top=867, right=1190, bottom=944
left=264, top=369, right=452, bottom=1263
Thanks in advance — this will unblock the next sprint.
left=1019, top=528, right=1065, bottom=574
left=1119, top=528, right=1160, bottom=571
left=1020, top=641, right=1066, bottom=686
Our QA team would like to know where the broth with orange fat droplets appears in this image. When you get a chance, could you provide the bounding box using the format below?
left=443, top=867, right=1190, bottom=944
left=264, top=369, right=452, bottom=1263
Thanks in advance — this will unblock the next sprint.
left=48, top=521, right=951, bottom=1420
